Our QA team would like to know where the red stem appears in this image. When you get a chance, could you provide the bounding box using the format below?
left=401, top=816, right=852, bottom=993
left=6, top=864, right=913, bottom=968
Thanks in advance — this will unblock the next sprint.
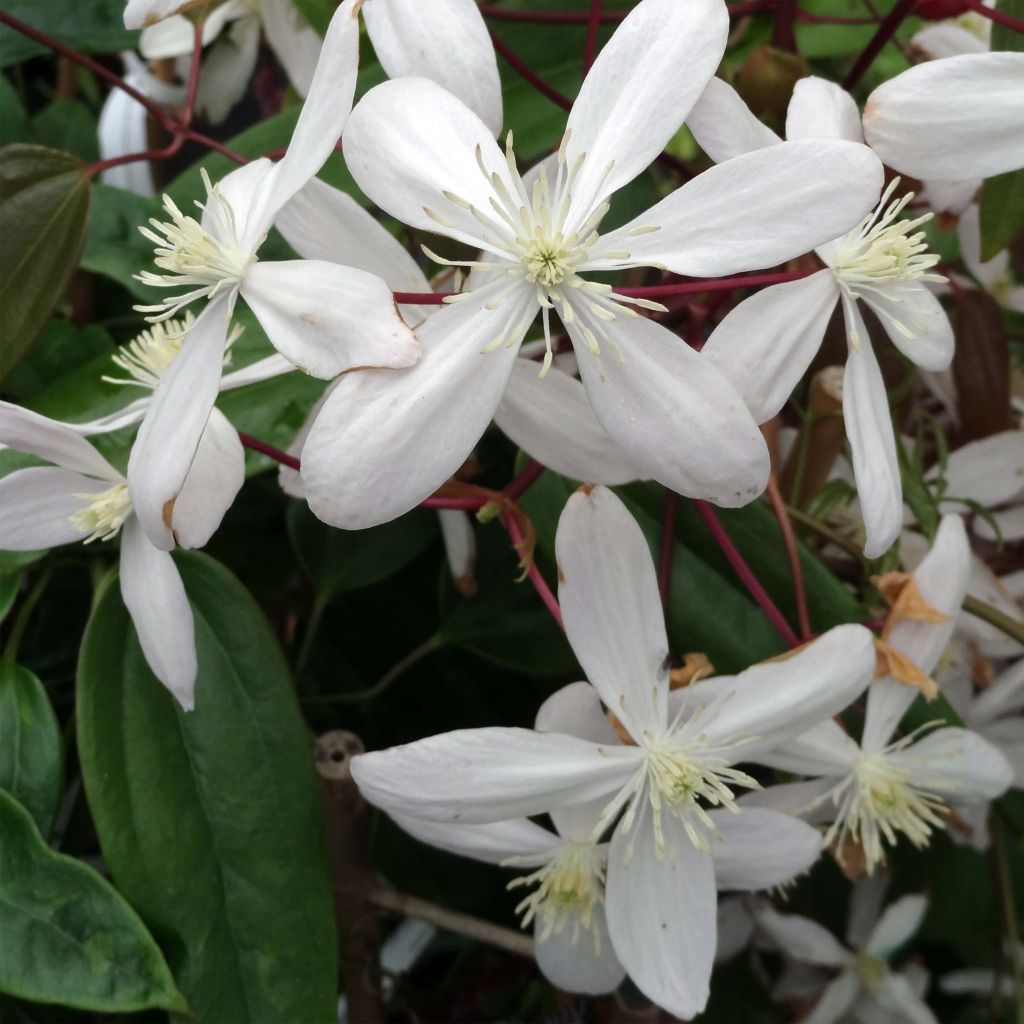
left=582, top=0, right=603, bottom=74
left=239, top=432, right=300, bottom=470
left=965, top=0, right=1024, bottom=31
left=765, top=475, right=812, bottom=641
left=694, top=500, right=801, bottom=648
left=479, top=2, right=776, bottom=22
left=503, top=513, right=564, bottom=629
left=491, top=32, right=573, bottom=111
left=842, top=0, right=919, bottom=91
left=658, top=490, right=678, bottom=610
left=503, top=459, right=546, bottom=501
left=772, top=0, right=798, bottom=50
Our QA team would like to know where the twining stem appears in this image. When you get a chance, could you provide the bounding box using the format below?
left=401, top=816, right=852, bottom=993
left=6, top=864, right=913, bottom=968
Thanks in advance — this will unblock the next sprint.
left=771, top=0, right=798, bottom=51
left=239, top=431, right=300, bottom=470
left=490, top=31, right=573, bottom=111
left=504, top=513, right=564, bottom=628
left=658, top=490, right=678, bottom=610
left=2, top=568, right=52, bottom=669
left=966, top=0, right=1024, bottom=33
left=962, top=595, right=1024, bottom=647
left=842, top=0, right=919, bottom=91
left=502, top=459, right=546, bottom=502
left=765, top=475, right=812, bottom=640
left=582, top=0, right=603, bottom=74
left=307, top=635, right=441, bottom=703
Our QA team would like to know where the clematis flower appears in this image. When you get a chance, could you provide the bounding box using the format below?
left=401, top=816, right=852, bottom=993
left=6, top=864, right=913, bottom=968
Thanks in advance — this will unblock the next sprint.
left=692, top=75, right=953, bottom=557
left=0, top=403, right=214, bottom=709
left=757, top=878, right=936, bottom=1024
left=127, top=0, right=418, bottom=551
left=746, top=515, right=1013, bottom=871
left=350, top=485, right=877, bottom=1017
left=297, top=0, right=884, bottom=529
left=911, top=4, right=991, bottom=61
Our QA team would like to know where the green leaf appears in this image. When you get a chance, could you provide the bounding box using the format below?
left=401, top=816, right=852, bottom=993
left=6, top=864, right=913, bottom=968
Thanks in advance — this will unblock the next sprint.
left=77, top=555, right=337, bottom=1024
left=0, top=77, right=30, bottom=147
left=0, top=145, right=91, bottom=379
left=32, top=99, right=99, bottom=164
left=0, top=573, right=18, bottom=623
left=991, top=0, right=1024, bottom=52
left=0, top=663, right=63, bottom=837
left=0, top=789, right=185, bottom=1014
left=979, top=168, right=1024, bottom=262
left=0, top=0, right=138, bottom=68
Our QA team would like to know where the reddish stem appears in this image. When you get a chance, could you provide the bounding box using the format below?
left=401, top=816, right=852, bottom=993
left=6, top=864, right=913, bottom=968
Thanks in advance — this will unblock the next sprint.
left=503, top=513, right=564, bottom=629
left=842, top=0, right=919, bottom=90
left=694, top=500, right=801, bottom=648
left=503, top=459, right=546, bottom=501
left=582, top=0, right=603, bottom=74
left=239, top=432, right=300, bottom=470
left=419, top=495, right=489, bottom=510
left=765, top=475, right=812, bottom=641
left=491, top=32, right=573, bottom=111
left=479, top=2, right=775, bottom=22
left=965, top=0, right=1024, bottom=31
left=772, top=0, right=798, bottom=51
left=658, top=490, right=678, bottom=610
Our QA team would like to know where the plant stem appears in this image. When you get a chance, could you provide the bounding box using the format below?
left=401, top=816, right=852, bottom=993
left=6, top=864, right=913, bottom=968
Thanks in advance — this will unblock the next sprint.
left=2, top=568, right=52, bottom=669
left=962, top=595, right=1024, bottom=647
left=766, top=475, right=812, bottom=640
left=842, top=0, right=919, bottom=90
left=966, top=0, right=1024, bottom=33
left=503, top=513, right=563, bottom=628
left=582, top=0, right=603, bottom=74
left=308, top=635, right=441, bottom=704
left=991, top=812, right=1024, bottom=1022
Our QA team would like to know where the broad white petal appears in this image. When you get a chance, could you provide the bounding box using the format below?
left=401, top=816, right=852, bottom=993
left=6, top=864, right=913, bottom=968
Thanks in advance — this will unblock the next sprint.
left=935, top=429, right=1024, bottom=509
left=119, top=517, right=197, bottom=711
left=957, top=202, right=1010, bottom=293
left=301, top=280, right=535, bottom=529
left=874, top=973, right=937, bottom=1024
left=968, top=507, right=1024, bottom=544
left=912, top=22, right=988, bottom=60
left=171, top=408, right=244, bottom=550
left=0, top=467, right=103, bottom=550
left=889, top=727, right=1013, bottom=802
left=586, top=140, right=883, bottom=276
left=862, top=52, right=1024, bottom=181
left=566, top=306, right=770, bottom=507
left=63, top=399, right=151, bottom=436
left=755, top=905, right=851, bottom=967
left=921, top=178, right=980, bottom=217
left=194, top=15, right=260, bottom=125
left=494, top=359, right=643, bottom=485
left=390, top=812, right=559, bottom=865
left=536, top=906, right=625, bottom=996
left=842, top=309, right=902, bottom=559
left=0, top=401, right=120, bottom=480
left=343, top=77, right=515, bottom=254
left=861, top=283, right=954, bottom=372
left=687, top=76, right=782, bottom=163
left=865, top=895, right=927, bottom=959
left=204, top=158, right=276, bottom=254
left=806, top=972, right=862, bottom=1024
left=350, top=727, right=640, bottom=823
left=363, top=0, right=502, bottom=136
left=277, top=383, right=332, bottom=499
left=959, top=556, right=1024, bottom=658
left=702, top=270, right=839, bottom=423
left=716, top=896, right=755, bottom=963
left=973, top=659, right=1024, bottom=723
left=127, top=294, right=232, bottom=550
left=738, top=778, right=839, bottom=823
left=259, top=0, right=323, bottom=98
left=555, top=486, right=669, bottom=740
left=786, top=77, right=864, bottom=144
left=138, top=14, right=195, bottom=58
left=125, top=0, right=196, bottom=29
left=240, top=260, right=419, bottom=378
left=561, top=0, right=728, bottom=231
left=755, top=719, right=861, bottom=776
left=710, top=808, right=822, bottom=890
left=847, top=872, right=889, bottom=948
left=606, top=808, right=717, bottom=1019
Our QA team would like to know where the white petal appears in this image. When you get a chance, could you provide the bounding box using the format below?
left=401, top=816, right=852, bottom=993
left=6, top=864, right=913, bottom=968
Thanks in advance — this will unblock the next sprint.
left=786, top=77, right=864, bottom=144
left=959, top=556, right=1024, bottom=658
left=535, top=907, right=626, bottom=996
left=494, top=359, right=643, bottom=485
left=957, top=202, right=1009, bottom=293
left=0, top=401, right=120, bottom=480
left=702, top=270, right=839, bottom=423
left=194, top=16, right=260, bottom=125
left=842, top=310, right=902, bottom=559
left=390, top=812, right=559, bottom=865
left=806, top=972, right=862, bottom=1024
left=277, top=383, right=332, bottom=499
left=716, top=896, right=755, bottom=963
left=861, top=283, right=954, bottom=372
left=240, top=260, right=419, bottom=378
left=300, top=281, right=534, bottom=530
left=755, top=719, right=861, bottom=776
left=889, top=727, right=1013, bottom=802
left=738, top=778, right=839, bottom=823
left=349, top=727, right=639, bottom=823
left=138, top=14, right=195, bottom=58
left=710, top=808, right=822, bottom=890
left=64, top=398, right=151, bottom=436
left=936, top=429, right=1024, bottom=509
left=755, top=905, right=851, bottom=967
left=119, top=517, right=197, bottom=710
left=438, top=509, right=475, bottom=588
left=343, top=77, right=514, bottom=254
left=124, top=0, right=196, bottom=29
left=555, top=486, right=669, bottom=741
left=126, top=295, right=232, bottom=551
left=973, top=659, right=1024, bottom=723
left=0, top=467, right=103, bottom=550
left=847, top=872, right=889, bottom=948
left=605, top=809, right=717, bottom=1019
left=561, top=0, right=728, bottom=231
left=873, top=973, right=937, bottom=1024
left=920, top=178, right=980, bottom=217
left=259, top=0, right=323, bottom=98
left=170, top=408, right=244, bottom=550
left=975, top=507, right=1024, bottom=546
left=912, top=22, right=989, bottom=60
left=586, top=139, right=883, bottom=277
left=205, top=158, right=276, bottom=254
left=566, top=306, right=770, bottom=507
left=363, top=0, right=502, bottom=137
left=862, top=52, right=1024, bottom=181
left=218, top=353, right=294, bottom=391
left=687, top=77, right=781, bottom=163
left=865, top=894, right=927, bottom=959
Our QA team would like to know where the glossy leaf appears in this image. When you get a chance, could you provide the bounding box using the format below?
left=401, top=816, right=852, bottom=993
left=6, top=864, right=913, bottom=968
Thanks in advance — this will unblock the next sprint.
left=979, top=168, right=1024, bottom=262
left=0, top=0, right=137, bottom=68
left=0, top=789, right=185, bottom=1014
left=77, top=555, right=337, bottom=1024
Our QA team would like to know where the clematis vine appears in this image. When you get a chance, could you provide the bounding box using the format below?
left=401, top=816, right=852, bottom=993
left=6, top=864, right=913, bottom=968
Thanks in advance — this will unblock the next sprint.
left=297, top=0, right=885, bottom=530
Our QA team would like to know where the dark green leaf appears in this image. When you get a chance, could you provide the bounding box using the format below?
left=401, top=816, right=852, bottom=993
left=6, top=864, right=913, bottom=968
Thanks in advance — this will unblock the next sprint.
left=979, top=168, right=1024, bottom=262
left=0, top=77, right=31, bottom=147
left=0, top=789, right=185, bottom=1014
left=0, top=145, right=91, bottom=379
left=0, top=0, right=137, bottom=68
left=32, top=99, right=99, bottom=164
left=0, top=573, right=18, bottom=623
left=77, top=555, right=337, bottom=1023
left=0, top=663, right=63, bottom=837
left=991, top=0, right=1024, bottom=52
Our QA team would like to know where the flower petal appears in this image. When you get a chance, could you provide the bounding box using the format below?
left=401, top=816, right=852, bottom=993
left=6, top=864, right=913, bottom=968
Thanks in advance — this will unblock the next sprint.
left=555, top=486, right=669, bottom=740
left=710, top=808, right=822, bottom=890
left=124, top=0, right=196, bottom=29
left=972, top=659, right=1024, bottom=723
left=586, top=139, right=883, bottom=276
left=300, top=280, right=534, bottom=529
left=861, top=282, right=954, bottom=372
left=873, top=972, right=937, bottom=1024
left=935, top=429, right=1024, bottom=509
left=495, top=359, right=643, bottom=485
left=605, top=808, right=717, bottom=1019
left=363, top=0, right=502, bottom=136
left=687, top=76, right=782, bottom=163
left=349, top=727, right=639, bottom=823
left=806, top=972, right=861, bottom=1024
left=127, top=294, right=232, bottom=550
left=702, top=270, right=839, bottom=423
left=0, top=401, right=120, bottom=480
left=259, top=0, right=323, bottom=98
left=786, top=76, right=864, bottom=144
left=911, top=22, right=989, bottom=60
left=865, top=894, right=927, bottom=959
left=535, top=907, right=626, bottom=996
left=862, top=52, right=1024, bottom=181
left=194, top=15, right=260, bottom=124
left=566, top=306, right=770, bottom=506
left=888, top=727, right=1013, bottom=802
left=755, top=906, right=851, bottom=967
left=0, top=467, right=102, bottom=550
left=390, top=812, right=559, bottom=865
left=755, top=719, right=861, bottom=776
left=561, top=0, right=728, bottom=230
left=119, top=516, right=197, bottom=710
left=218, top=353, right=295, bottom=391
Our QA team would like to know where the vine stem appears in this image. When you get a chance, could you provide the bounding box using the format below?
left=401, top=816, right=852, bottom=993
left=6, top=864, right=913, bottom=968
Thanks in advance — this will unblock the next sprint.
left=503, top=512, right=563, bottom=628
left=842, top=0, right=919, bottom=90
left=582, top=0, right=603, bottom=74
left=765, top=475, right=812, bottom=640
left=965, top=0, right=1024, bottom=32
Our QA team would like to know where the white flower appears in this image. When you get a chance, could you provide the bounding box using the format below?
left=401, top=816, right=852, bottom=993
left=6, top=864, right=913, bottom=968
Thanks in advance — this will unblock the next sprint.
left=940, top=941, right=1024, bottom=1005
left=757, top=877, right=936, bottom=1024
left=349, top=485, right=877, bottom=1017
left=297, top=0, right=884, bottom=530
left=127, top=0, right=419, bottom=551
left=748, top=515, right=1013, bottom=871
left=0, top=403, right=214, bottom=709
left=692, top=75, right=956, bottom=557
left=956, top=203, right=1024, bottom=314
left=912, top=6, right=991, bottom=61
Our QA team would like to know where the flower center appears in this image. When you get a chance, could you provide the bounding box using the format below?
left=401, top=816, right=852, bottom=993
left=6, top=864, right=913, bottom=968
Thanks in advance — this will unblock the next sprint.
left=69, top=482, right=133, bottom=543
left=135, top=168, right=254, bottom=322
left=506, top=842, right=606, bottom=949
left=856, top=953, right=891, bottom=994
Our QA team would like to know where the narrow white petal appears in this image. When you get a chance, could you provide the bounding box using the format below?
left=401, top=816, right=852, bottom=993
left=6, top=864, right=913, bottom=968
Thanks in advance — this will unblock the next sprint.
left=889, top=727, right=1013, bottom=802
left=194, top=16, right=260, bottom=125
left=390, top=812, right=559, bottom=865
left=218, top=353, right=294, bottom=391
left=0, top=467, right=104, bottom=550
left=863, top=52, right=1024, bottom=181
left=912, top=22, right=989, bottom=60
left=124, top=0, right=196, bottom=29
left=0, top=401, right=120, bottom=480
left=63, top=399, right=151, bottom=436
left=935, top=429, right=1024, bottom=509
left=438, top=509, right=475, bottom=588
left=873, top=973, right=937, bottom=1024
left=738, top=778, right=839, bottom=823
left=972, top=659, right=1024, bottom=723
left=710, top=808, right=822, bottom=890
left=535, top=907, right=626, bottom=996
left=786, top=76, right=864, bottom=144
left=755, top=905, right=851, bottom=967
left=861, top=283, right=954, bottom=372
left=865, top=894, right=927, bottom=959
left=138, top=14, right=195, bottom=57
left=756, top=719, right=861, bottom=776
left=806, top=972, right=862, bottom=1024
left=716, top=897, right=755, bottom=963
left=687, top=76, right=781, bottom=163
left=119, top=517, right=197, bottom=710
left=259, top=0, right=323, bottom=98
